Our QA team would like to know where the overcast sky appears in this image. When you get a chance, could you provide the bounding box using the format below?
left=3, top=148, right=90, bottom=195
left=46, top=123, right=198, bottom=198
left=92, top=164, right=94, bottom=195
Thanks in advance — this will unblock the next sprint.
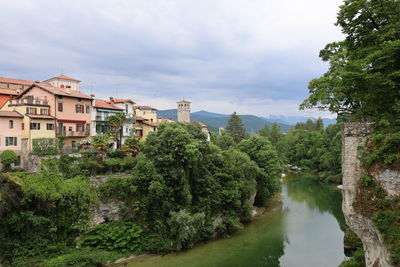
left=0, top=0, right=344, bottom=117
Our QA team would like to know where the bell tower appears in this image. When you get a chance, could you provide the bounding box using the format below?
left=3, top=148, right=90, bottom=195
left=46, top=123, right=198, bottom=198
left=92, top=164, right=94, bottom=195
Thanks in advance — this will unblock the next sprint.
left=177, top=99, right=191, bottom=123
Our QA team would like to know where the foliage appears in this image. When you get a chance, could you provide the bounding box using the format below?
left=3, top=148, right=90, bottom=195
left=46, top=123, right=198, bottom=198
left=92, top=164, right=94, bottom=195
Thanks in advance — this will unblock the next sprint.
left=212, top=131, right=235, bottom=150
left=344, top=228, right=363, bottom=250
left=81, top=222, right=143, bottom=253
left=91, top=135, right=113, bottom=160
left=123, top=136, right=143, bottom=156
left=107, top=112, right=126, bottom=148
left=32, top=138, right=60, bottom=155
left=0, top=150, right=18, bottom=171
left=169, top=209, right=205, bottom=251
left=104, top=158, right=120, bottom=174
left=237, top=136, right=281, bottom=206
left=226, top=112, right=246, bottom=143
left=42, top=248, right=129, bottom=267
left=107, top=149, right=126, bottom=159
left=339, top=248, right=365, bottom=267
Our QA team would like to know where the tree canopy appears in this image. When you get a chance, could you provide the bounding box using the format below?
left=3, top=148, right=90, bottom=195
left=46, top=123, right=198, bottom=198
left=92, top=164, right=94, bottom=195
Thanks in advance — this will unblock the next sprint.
left=226, top=112, right=246, bottom=143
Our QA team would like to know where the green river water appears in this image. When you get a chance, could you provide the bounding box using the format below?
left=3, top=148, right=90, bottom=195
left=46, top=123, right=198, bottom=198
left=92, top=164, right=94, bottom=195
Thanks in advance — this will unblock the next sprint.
left=117, top=173, right=347, bottom=267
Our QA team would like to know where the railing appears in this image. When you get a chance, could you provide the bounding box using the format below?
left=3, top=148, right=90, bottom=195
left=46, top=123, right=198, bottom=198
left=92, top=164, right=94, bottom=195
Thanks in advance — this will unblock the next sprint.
left=9, top=98, right=49, bottom=105
left=57, top=129, right=90, bottom=137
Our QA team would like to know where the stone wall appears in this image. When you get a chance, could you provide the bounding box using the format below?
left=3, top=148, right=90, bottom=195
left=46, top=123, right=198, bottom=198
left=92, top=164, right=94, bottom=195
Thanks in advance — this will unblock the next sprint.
left=342, top=122, right=393, bottom=267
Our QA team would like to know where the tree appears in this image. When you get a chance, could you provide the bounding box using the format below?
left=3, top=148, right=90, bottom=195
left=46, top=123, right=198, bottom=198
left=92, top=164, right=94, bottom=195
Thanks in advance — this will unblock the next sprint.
left=123, top=136, right=142, bottom=156
left=300, top=0, right=400, bottom=123
left=213, top=131, right=235, bottom=150
left=226, top=112, right=246, bottom=143
left=0, top=150, right=18, bottom=171
left=316, top=118, right=324, bottom=131
left=258, top=124, right=270, bottom=139
left=91, top=135, right=112, bottom=160
left=107, top=112, right=126, bottom=148
left=269, top=123, right=283, bottom=147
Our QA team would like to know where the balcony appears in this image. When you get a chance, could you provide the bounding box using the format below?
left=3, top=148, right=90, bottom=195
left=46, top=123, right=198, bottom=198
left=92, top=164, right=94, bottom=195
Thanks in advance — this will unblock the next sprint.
left=57, top=129, right=90, bottom=137
left=9, top=98, right=49, bottom=106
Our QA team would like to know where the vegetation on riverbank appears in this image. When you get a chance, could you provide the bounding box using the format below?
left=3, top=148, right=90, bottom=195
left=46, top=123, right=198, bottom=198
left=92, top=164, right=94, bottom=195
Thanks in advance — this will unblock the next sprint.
left=0, top=122, right=281, bottom=266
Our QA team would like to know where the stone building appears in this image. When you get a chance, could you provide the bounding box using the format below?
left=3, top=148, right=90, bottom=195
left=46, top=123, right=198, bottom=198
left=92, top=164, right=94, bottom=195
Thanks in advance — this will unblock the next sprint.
left=177, top=99, right=191, bottom=123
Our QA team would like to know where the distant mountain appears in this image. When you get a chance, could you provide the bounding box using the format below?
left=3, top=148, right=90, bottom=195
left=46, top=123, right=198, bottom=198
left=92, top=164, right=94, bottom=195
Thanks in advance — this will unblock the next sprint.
left=157, top=109, right=291, bottom=133
left=265, top=115, right=336, bottom=126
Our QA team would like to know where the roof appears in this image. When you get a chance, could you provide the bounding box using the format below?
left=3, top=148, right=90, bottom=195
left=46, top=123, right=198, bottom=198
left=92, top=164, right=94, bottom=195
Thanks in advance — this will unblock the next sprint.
left=26, top=114, right=55, bottom=120
left=0, top=111, right=23, bottom=118
left=135, top=116, right=144, bottom=121
left=135, top=105, right=158, bottom=111
left=18, top=83, right=93, bottom=100
left=143, top=121, right=159, bottom=127
left=177, top=99, right=191, bottom=103
left=44, top=75, right=81, bottom=82
left=109, top=98, right=135, bottom=104
left=0, top=88, right=19, bottom=95
left=95, top=99, right=124, bottom=111
left=189, top=121, right=208, bottom=128
left=0, top=77, right=34, bottom=86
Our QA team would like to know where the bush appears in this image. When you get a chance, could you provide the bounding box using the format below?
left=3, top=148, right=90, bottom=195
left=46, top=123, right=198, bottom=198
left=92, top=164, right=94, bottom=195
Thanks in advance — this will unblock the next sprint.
left=80, top=222, right=143, bottom=253
left=107, top=149, right=126, bottom=159
left=42, top=248, right=129, bottom=267
left=339, top=248, right=365, bottom=267
left=0, top=150, right=18, bottom=171
left=32, top=138, right=59, bottom=156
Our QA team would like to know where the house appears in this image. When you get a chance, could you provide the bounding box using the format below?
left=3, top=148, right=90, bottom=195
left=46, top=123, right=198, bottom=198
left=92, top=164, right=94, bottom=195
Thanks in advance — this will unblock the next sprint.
left=0, top=111, right=23, bottom=154
left=91, top=98, right=124, bottom=136
left=1, top=96, right=56, bottom=150
left=0, top=77, right=35, bottom=108
left=108, top=97, right=136, bottom=144
left=15, top=76, right=92, bottom=151
left=133, top=105, right=159, bottom=139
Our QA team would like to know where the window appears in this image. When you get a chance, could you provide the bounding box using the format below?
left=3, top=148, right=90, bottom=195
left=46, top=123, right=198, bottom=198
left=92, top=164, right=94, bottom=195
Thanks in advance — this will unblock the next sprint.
left=47, top=123, right=54, bottom=130
left=22, top=123, right=24, bottom=130
left=76, top=123, right=84, bottom=132
left=68, top=126, right=73, bottom=131
left=86, top=104, right=90, bottom=113
left=125, top=104, right=129, bottom=115
left=58, top=102, right=63, bottom=112
left=26, top=107, right=37, bottom=114
left=66, top=85, right=71, bottom=89
left=5, top=137, right=17, bottom=146
left=60, top=84, right=65, bottom=88
left=30, top=123, right=40, bottom=130
left=72, top=141, right=77, bottom=149
left=8, top=120, right=13, bottom=129
left=40, top=109, right=49, bottom=115
left=76, top=104, right=83, bottom=113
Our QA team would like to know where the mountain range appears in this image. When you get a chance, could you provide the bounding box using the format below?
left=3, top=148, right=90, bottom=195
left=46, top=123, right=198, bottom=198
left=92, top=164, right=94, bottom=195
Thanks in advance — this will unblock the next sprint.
left=157, top=110, right=335, bottom=133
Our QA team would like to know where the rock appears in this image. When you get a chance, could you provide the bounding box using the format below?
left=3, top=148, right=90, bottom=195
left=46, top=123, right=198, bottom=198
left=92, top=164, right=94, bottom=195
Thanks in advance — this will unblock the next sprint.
left=342, top=123, right=393, bottom=267
left=90, top=200, right=123, bottom=226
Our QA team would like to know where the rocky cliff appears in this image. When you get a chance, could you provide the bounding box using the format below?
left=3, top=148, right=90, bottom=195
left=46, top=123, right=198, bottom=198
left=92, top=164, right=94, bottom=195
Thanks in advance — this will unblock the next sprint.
left=342, top=123, right=396, bottom=267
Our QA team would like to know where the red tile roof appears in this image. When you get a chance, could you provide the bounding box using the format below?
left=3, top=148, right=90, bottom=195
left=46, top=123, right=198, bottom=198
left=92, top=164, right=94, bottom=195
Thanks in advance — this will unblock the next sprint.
left=94, top=99, right=124, bottom=110
left=0, top=111, right=23, bottom=118
left=0, top=77, right=35, bottom=86
left=45, top=75, right=81, bottom=82
left=26, top=114, right=55, bottom=119
left=108, top=98, right=135, bottom=104
left=135, top=105, right=157, bottom=111
left=0, top=88, right=19, bottom=95
left=19, top=83, right=93, bottom=100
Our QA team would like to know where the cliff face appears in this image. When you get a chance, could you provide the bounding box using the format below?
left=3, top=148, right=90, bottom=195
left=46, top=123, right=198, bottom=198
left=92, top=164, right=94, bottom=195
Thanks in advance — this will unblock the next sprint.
left=342, top=123, right=394, bottom=267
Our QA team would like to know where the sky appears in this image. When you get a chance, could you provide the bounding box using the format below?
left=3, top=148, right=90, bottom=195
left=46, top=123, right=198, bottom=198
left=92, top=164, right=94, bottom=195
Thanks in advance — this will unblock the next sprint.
left=0, top=0, right=344, bottom=118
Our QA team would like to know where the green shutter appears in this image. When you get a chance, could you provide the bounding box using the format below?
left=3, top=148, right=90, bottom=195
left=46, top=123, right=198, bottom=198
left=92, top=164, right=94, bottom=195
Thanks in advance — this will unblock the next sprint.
left=14, top=137, right=17, bottom=146
left=5, top=137, right=9, bottom=146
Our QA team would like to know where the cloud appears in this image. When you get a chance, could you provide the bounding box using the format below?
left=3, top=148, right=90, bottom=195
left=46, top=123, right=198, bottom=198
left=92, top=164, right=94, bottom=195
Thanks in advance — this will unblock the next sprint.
left=0, top=0, right=344, bottom=117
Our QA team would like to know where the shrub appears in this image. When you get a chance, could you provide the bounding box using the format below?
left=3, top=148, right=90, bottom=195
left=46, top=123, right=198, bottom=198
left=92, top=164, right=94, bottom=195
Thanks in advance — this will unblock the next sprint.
left=0, top=150, right=18, bottom=171
left=80, top=222, right=143, bottom=253
left=42, top=248, right=129, bottom=267
left=107, top=149, right=126, bottom=159
left=32, top=138, right=59, bottom=155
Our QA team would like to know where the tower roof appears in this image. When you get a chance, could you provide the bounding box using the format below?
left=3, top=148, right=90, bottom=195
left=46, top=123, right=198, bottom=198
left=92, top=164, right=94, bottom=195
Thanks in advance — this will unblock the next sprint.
left=177, top=99, right=191, bottom=103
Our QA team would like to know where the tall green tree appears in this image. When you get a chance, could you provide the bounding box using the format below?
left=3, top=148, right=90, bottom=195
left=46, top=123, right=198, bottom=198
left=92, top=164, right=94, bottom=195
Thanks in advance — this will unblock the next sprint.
left=107, top=112, right=126, bottom=148
left=300, top=0, right=400, bottom=123
left=226, top=112, right=246, bottom=143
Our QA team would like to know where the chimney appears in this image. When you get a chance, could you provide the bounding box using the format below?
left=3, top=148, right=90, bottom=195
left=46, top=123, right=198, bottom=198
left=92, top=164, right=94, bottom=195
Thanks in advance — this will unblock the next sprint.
left=109, top=97, right=114, bottom=104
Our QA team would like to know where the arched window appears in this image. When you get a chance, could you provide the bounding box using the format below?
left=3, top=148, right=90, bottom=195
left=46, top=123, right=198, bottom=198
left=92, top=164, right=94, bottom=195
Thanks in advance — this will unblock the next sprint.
left=60, top=84, right=65, bottom=88
left=9, top=120, right=13, bottom=129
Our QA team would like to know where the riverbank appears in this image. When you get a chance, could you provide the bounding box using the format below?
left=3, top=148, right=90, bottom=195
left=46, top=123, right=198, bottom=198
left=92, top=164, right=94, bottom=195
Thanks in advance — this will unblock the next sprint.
left=111, top=173, right=346, bottom=267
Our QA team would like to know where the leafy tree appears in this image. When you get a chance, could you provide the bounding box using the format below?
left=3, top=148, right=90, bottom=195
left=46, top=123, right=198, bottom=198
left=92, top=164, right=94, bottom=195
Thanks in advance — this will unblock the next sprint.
left=212, top=131, right=235, bottom=150
left=123, top=136, right=142, bottom=156
left=91, top=135, right=112, bottom=160
left=238, top=136, right=281, bottom=206
left=226, top=112, right=246, bottom=143
left=316, top=117, right=324, bottom=131
left=258, top=124, right=270, bottom=139
left=0, top=150, right=18, bottom=171
left=269, top=122, right=283, bottom=147
left=107, top=112, right=126, bottom=148
left=300, top=0, right=400, bottom=123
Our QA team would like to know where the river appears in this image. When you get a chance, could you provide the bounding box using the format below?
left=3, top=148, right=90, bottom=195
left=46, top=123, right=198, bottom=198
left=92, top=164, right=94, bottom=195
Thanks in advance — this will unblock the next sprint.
left=116, top=173, right=347, bottom=267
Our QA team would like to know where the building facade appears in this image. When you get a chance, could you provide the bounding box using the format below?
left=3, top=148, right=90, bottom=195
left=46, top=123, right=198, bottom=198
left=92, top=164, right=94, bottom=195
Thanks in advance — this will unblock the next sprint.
left=0, top=111, right=23, bottom=153
left=108, top=98, right=136, bottom=144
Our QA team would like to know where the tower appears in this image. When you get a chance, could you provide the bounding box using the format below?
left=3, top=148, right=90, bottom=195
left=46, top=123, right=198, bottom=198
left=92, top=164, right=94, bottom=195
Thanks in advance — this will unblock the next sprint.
left=177, top=99, right=191, bottom=123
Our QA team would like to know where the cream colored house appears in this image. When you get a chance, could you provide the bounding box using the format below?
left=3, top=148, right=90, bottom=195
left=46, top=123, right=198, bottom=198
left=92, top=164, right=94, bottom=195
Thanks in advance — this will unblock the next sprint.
left=133, top=106, right=159, bottom=140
